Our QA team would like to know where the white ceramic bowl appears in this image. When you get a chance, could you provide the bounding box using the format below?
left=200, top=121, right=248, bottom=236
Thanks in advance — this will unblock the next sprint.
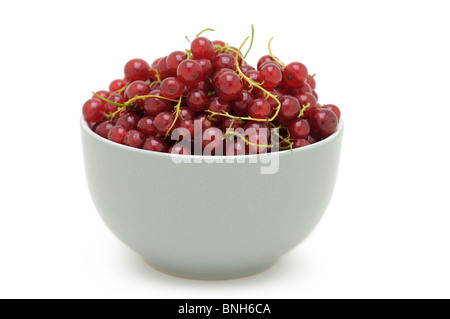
left=81, top=119, right=343, bottom=280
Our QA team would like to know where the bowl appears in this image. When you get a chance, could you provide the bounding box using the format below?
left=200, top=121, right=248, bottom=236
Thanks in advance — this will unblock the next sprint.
left=80, top=118, right=343, bottom=280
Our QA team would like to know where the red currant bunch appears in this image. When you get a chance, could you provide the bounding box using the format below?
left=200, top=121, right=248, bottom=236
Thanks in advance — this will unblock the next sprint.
left=83, top=27, right=341, bottom=155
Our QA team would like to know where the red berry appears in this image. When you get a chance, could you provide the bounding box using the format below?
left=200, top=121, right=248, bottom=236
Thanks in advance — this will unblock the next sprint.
left=109, top=79, right=126, bottom=92
left=244, top=121, right=269, bottom=132
left=137, top=116, right=157, bottom=137
left=240, top=64, right=255, bottom=74
left=225, top=139, right=247, bottom=156
left=212, top=40, right=225, bottom=47
left=214, top=53, right=236, bottom=71
left=215, top=72, right=242, bottom=101
left=106, top=93, right=125, bottom=113
left=311, top=90, right=318, bottom=100
left=191, top=37, right=215, bottom=60
left=156, top=56, right=171, bottom=79
left=166, top=51, right=187, bottom=75
left=291, top=81, right=312, bottom=95
left=243, top=70, right=261, bottom=90
left=277, top=95, right=300, bottom=124
left=306, top=75, right=316, bottom=90
left=309, top=108, right=338, bottom=139
left=144, top=90, right=172, bottom=115
left=295, top=92, right=318, bottom=118
left=257, top=55, right=276, bottom=70
left=195, top=114, right=216, bottom=131
left=202, top=127, right=223, bottom=155
left=197, top=59, right=213, bottom=80
left=108, top=125, right=127, bottom=144
left=231, top=90, right=253, bottom=116
left=95, top=121, right=114, bottom=139
left=83, top=98, right=106, bottom=123
left=292, top=138, right=311, bottom=149
left=283, top=62, right=308, bottom=88
left=207, top=97, right=231, bottom=121
left=143, top=137, right=169, bottom=153
left=260, top=62, right=282, bottom=88
left=92, top=90, right=110, bottom=100
left=124, top=59, right=151, bottom=82
left=125, top=81, right=151, bottom=106
left=323, top=104, right=341, bottom=120
left=186, top=89, right=207, bottom=112
left=124, top=130, right=145, bottom=148
left=175, top=119, right=195, bottom=139
left=253, top=88, right=281, bottom=109
left=248, top=130, right=269, bottom=154
left=160, top=77, right=183, bottom=99
left=116, top=113, right=140, bottom=130
left=153, top=111, right=175, bottom=136
left=221, top=118, right=243, bottom=133
left=288, top=119, right=310, bottom=139
left=248, top=99, right=271, bottom=119
left=177, top=60, right=203, bottom=87
left=179, top=107, right=195, bottom=120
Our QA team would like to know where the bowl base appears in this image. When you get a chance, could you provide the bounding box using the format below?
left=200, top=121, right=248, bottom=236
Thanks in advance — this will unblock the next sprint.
left=144, top=259, right=278, bottom=281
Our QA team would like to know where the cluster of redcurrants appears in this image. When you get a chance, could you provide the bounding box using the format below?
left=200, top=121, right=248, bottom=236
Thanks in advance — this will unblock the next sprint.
left=82, top=33, right=340, bottom=155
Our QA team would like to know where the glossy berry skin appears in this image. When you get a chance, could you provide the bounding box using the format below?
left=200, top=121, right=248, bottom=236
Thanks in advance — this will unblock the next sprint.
left=179, top=107, right=195, bottom=120
left=195, top=114, right=216, bottom=131
left=244, top=121, right=269, bottom=132
left=197, top=59, right=213, bottom=81
left=176, top=119, right=195, bottom=138
left=92, top=90, right=110, bottom=100
left=311, top=90, right=318, bottom=100
left=202, top=127, right=223, bottom=155
left=144, top=90, right=172, bottom=115
left=309, top=108, right=338, bottom=139
left=214, top=53, right=236, bottom=71
left=124, top=130, right=145, bottom=148
left=137, top=116, right=157, bottom=137
left=248, top=99, right=271, bottom=119
left=240, top=64, right=255, bottom=74
left=291, top=82, right=312, bottom=95
left=106, top=93, right=125, bottom=113
left=125, top=81, right=151, bottom=106
left=116, top=113, right=140, bottom=130
left=166, top=51, right=187, bottom=75
left=253, top=88, right=281, bottom=109
left=153, top=111, right=175, bottom=136
left=156, top=56, right=171, bottom=79
left=288, top=119, right=310, bottom=139
left=306, top=75, right=316, bottom=90
left=170, top=143, right=191, bottom=155
left=231, top=90, right=253, bottom=116
left=191, top=37, right=215, bottom=60
left=243, top=70, right=261, bottom=90
left=323, top=104, right=341, bottom=120
left=295, top=92, right=318, bottom=118
left=260, top=62, right=282, bottom=88
left=109, top=79, right=126, bottom=92
left=83, top=98, right=106, bottom=123
left=108, top=125, right=127, bottom=144
left=277, top=95, right=300, bottom=124
left=212, top=68, right=234, bottom=87
left=207, top=97, right=231, bottom=122
left=292, top=138, right=311, bottom=149
left=186, top=89, right=207, bottom=112
left=283, top=62, right=308, bottom=88
left=257, top=55, right=276, bottom=70
left=95, top=121, right=114, bottom=139
left=160, top=77, right=183, bottom=99
left=124, top=59, right=151, bottom=82
left=215, top=72, right=243, bottom=101
left=143, top=137, right=169, bottom=153
left=177, top=60, right=203, bottom=87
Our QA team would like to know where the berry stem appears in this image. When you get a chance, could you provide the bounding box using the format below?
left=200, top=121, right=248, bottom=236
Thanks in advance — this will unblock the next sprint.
left=298, top=103, right=311, bottom=118
left=196, top=28, right=215, bottom=38
left=243, top=25, right=255, bottom=61
left=268, top=37, right=286, bottom=68
left=165, top=94, right=183, bottom=137
left=149, top=68, right=161, bottom=83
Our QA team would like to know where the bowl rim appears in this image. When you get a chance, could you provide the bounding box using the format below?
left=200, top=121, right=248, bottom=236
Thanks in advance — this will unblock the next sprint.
left=80, top=117, right=343, bottom=159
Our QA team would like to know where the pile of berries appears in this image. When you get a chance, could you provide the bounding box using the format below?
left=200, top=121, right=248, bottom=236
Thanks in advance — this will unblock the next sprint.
left=82, top=28, right=340, bottom=155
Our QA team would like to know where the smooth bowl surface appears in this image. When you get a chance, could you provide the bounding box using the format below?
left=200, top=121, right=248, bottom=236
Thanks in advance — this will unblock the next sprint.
left=81, top=119, right=343, bottom=279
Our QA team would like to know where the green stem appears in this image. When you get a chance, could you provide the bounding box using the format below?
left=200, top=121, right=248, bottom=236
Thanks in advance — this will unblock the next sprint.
left=196, top=28, right=215, bottom=38
left=243, top=25, right=255, bottom=61
left=165, top=95, right=183, bottom=138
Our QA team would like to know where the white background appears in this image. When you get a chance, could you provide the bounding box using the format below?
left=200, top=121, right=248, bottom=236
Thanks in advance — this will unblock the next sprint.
left=1, top=0, right=449, bottom=299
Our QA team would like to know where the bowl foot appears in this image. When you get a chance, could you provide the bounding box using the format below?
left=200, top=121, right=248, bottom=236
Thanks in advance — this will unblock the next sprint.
left=144, top=259, right=278, bottom=280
